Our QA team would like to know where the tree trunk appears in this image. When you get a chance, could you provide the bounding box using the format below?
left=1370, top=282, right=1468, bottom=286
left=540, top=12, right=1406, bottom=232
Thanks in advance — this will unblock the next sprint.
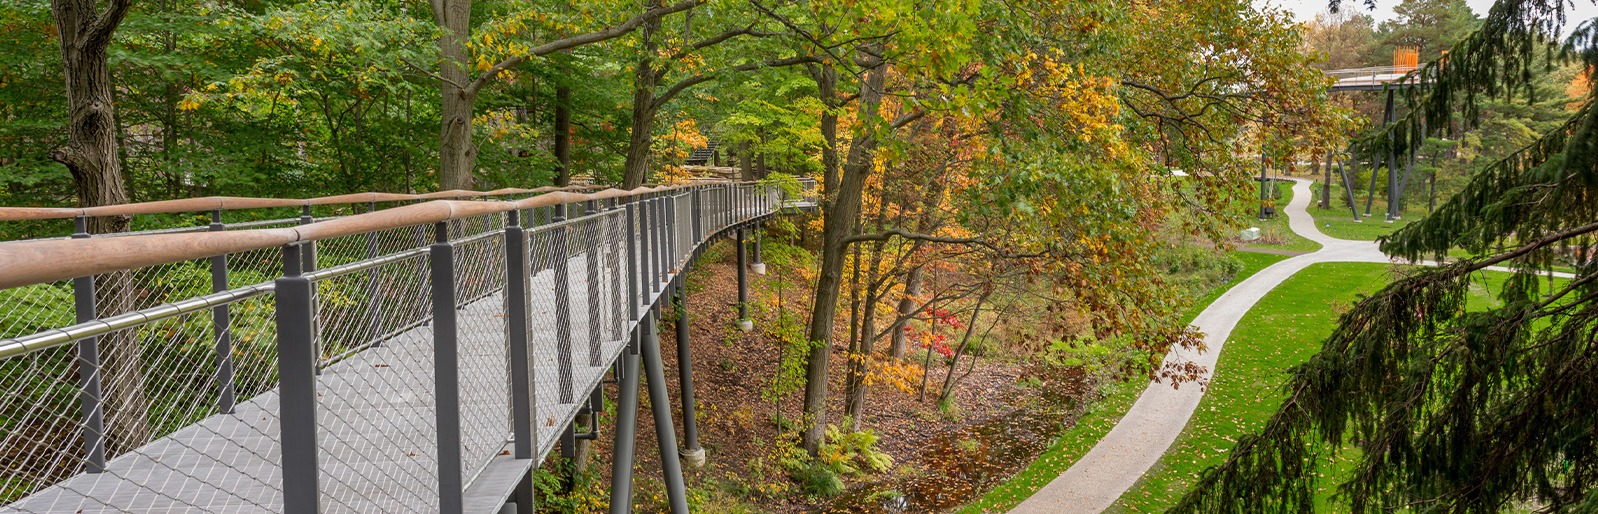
left=809, top=64, right=841, bottom=198
left=1321, top=152, right=1332, bottom=209
left=802, top=49, right=886, bottom=455
left=51, top=0, right=148, bottom=451
left=554, top=85, right=572, bottom=186
left=739, top=141, right=753, bottom=181
left=889, top=267, right=921, bottom=359
left=621, top=1, right=663, bottom=189
left=435, top=0, right=477, bottom=191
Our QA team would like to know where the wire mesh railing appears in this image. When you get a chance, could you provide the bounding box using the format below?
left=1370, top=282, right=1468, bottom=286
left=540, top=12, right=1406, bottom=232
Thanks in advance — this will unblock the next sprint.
left=0, top=180, right=813, bottom=513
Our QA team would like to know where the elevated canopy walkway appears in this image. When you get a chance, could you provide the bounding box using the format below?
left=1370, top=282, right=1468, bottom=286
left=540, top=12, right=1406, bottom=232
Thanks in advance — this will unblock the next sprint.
left=0, top=179, right=818, bottom=513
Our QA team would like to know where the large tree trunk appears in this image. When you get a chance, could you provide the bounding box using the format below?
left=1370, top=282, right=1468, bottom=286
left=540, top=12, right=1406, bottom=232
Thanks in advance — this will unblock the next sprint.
left=435, top=0, right=477, bottom=191
left=739, top=141, right=753, bottom=181
left=621, top=1, right=663, bottom=189
left=802, top=50, right=886, bottom=454
left=51, top=0, right=149, bottom=451
left=554, top=85, right=572, bottom=186
left=808, top=63, right=840, bottom=197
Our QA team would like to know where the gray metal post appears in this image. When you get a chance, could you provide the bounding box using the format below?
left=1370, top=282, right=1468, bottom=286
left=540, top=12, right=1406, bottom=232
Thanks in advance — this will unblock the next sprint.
left=691, top=188, right=703, bottom=244
left=505, top=211, right=533, bottom=459
left=640, top=310, right=690, bottom=514
left=654, top=197, right=666, bottom=292
left=71, top=216, right=106, bottom=473
left=626, top=203, right=640, bottom=324
left=666, top=195, right=677, bottom=274
left=674, top=279, right=704, bottom=467
left=751, top=221, right=764, bottom=275
left=505, top=209, right=536, bottom=514
left=640, top=198, right=656, bottom=297
left=736, top=229, right=749, bottom=328
left=299, top=205, right=322, bottom=374
left=608, top=203, right=625, bottom=341
left=552, top=207, right=575, bottom=404
left=607, top=328, right=642, bottom=514
left=276, top=242, right=321, bottom=513
left=585, top=201, right=604, bottom=366
left=209, top=211, right=236, bottom=414
left=429, top=222, right=465, bottom=514
left=1337, top=156, right=1362, bottom=221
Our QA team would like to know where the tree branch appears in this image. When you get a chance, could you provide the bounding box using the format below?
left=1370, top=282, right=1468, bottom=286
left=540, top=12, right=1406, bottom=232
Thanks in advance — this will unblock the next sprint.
left=85, top=0, right=133, bottom=51
left=465, top=0, right=701, bottom=95
left=652, top=55, right=818, bottom=109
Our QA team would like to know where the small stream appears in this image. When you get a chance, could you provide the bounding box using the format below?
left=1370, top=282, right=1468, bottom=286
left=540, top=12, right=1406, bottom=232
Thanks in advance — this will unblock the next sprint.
left=812, top=370, right=1082, bottom=513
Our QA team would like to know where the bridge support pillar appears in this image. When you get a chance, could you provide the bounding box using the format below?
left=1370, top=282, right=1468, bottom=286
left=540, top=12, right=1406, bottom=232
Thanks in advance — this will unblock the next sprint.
left=674, top=278, right=705, bottom=467
left=641, top=309, right=691, bottom=514
left=750, top=222, right=765, bottom=275
left=736, top=229, right=751, bottom=332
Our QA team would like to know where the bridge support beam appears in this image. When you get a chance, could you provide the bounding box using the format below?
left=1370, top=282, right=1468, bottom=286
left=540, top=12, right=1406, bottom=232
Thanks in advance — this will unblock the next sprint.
left=1336, top=156, right=1361, bottom=221
left=674, top=277, right=705, bottom=467
left=641, top=309, right=691, bottom=514
left=736, top=229, right=751, bottom=332
left=608, top=329, right=642, bottom=514
left=750, top=222, right=765, bottom=275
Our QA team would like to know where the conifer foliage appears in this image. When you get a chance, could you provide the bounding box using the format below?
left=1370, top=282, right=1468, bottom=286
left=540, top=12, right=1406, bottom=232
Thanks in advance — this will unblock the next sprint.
left=1172, top=1, right=1598, bottom=512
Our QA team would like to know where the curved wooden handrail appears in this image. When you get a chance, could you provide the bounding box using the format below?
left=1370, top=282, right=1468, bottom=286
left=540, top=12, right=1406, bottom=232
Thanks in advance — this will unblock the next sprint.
left=0, top=185, right=602, bottom=222
left=0, top=182, right=742, bottom=289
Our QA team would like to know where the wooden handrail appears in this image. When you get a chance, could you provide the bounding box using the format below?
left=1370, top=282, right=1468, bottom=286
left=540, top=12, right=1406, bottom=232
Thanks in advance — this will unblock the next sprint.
left=0, top=185, right=602, bottom=222
left=0, top=182, right=738, bottom=290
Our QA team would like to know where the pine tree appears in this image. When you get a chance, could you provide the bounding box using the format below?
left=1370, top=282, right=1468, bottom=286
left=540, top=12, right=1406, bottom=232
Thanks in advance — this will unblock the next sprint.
left=1170, top=0, right=1598, bottom=512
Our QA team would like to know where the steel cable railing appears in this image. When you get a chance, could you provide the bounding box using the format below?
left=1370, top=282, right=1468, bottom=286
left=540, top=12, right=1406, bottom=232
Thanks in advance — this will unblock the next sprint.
left=0, top=180, right=814, bottom=513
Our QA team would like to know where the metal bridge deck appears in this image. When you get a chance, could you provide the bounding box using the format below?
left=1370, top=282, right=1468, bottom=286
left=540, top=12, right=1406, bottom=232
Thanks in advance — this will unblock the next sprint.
left=7, top=259, right=623, bottom=514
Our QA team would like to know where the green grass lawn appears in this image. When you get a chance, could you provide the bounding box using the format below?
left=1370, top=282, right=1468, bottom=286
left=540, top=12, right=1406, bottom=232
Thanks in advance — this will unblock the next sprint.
left=957, top=251, right=1290, bottom=513
left=1112, top=262, right=1392, bottom=512
left=1243, top=185, right=1322, bottom=253
left=1305, top=181, right=1425, bottom=242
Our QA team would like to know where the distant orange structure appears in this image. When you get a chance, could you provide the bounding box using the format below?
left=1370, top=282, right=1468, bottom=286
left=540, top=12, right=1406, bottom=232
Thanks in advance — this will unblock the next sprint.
left=1394, top=45, right=1420, bottom=73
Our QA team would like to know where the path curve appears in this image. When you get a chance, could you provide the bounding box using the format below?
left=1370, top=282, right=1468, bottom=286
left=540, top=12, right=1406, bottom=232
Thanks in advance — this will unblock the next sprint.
left=1011, top=178, right=1384, bottom=513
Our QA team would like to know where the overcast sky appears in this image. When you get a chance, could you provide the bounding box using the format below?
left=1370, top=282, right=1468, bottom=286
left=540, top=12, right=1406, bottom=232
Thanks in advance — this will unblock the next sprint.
left=1256, top=0, right=1598, bottom=34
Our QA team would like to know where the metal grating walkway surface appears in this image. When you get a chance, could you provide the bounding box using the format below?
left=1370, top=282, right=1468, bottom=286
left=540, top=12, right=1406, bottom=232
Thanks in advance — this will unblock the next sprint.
left=7, top=256, right=626, bottom=514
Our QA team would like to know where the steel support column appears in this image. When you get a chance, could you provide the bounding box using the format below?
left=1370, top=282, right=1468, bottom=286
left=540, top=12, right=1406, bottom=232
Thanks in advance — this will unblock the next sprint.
left=607, top=329, right=642, bottom=514
left=736, top=229, right=751, bottom=332
left=674, top=278, right=705, bottom=467
left=641, top=310, right=690, bottom=514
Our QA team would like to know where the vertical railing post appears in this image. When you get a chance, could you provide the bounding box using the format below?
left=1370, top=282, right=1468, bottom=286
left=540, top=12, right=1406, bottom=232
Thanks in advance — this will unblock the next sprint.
left=505, top=210, right=532, bottom=459
left=608, top=200, right=625, bottom=342
left=276, top=242, right=321, bottom=513
left=692, top=187, right=703, bottom=245
left=665, top=195, right=677, bottom=277
left=364, top=201, right=381, bottom=347
left=552, top=205, right=576, bottom=405
left=210, top=210, right=236, bottom=414
left=584, top=201, right=603, bottom=366
left=70, top=215, right=107, bottom=473
left=429, top=222, right=465, bottom=514
left=626, top=201, right=640, bottom=324
left=639, top=197, right=655, bottom=299
left=299, top=205, right=321, bottom=374
left=505, top=209, right=535, bottom=514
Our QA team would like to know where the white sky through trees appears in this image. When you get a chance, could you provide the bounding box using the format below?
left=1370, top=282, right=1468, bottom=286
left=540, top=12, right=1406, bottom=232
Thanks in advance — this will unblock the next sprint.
left=1257, top=0, right=1598, bottom=34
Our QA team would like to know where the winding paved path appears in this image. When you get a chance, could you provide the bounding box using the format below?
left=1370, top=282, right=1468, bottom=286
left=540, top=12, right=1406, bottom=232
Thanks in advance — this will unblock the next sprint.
left=1011, top=178, right=1387, bottom=513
